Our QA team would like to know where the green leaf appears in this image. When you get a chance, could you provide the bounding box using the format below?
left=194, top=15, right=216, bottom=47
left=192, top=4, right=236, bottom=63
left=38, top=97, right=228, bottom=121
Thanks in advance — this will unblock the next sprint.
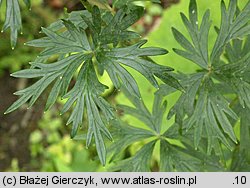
left=27, top=25, right=90, bottom=56
left=61, top=19, right=91, bottom=51
left=216, top=40, right=250, bottom=109
left=162, top=126, right=227, bottom=172
left=47, top=10, right=90, bottom=31
left=86, top=0, right=112, bottom=11
left=0, top=0, right=32, bottom=47
left=155, top=72, right=184, bottom=92
left=240, top=107, right=250, bottom=155
left=117, top=86, right=166, bottom=133
left=211, top=0, right=250, bottom=64
left=45, top=78, right=63, bottom=111
left=172, top=27, right=195, bottom=53
left=2, top=0, right=22, bottom=48
left=167, top=73, right=203, bottom=125
left=97, top=40, right=179, bottom=95
left=185, top=79, right=237, bottom=153
left=7, top=5, right=176, bottom=166
left=168, top=0, right=250, bottom=158
left=108, top=120, right=155, bottom=161
left=62, top=62, right=114, bottom=165
left=104, top=60, right=141, bottom=98
left=110, top=141, right=156, bottom=172
left=109, top=79, right=228, bottom=171
left=173, top=0, right=211, bottom=69
left=189, top=0, right=198, bottom=26
left=5, top=54, right=88, bottom=114
left=26, top=6, right=175, bottom=101
left=80, top=6, right=142, bottom=46
left=160, top=140, right=201, bottom=171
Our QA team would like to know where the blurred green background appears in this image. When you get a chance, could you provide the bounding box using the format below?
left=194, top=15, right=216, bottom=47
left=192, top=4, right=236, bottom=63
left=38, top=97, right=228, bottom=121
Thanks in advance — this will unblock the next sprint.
left=0, top=0, right=247, bottom=171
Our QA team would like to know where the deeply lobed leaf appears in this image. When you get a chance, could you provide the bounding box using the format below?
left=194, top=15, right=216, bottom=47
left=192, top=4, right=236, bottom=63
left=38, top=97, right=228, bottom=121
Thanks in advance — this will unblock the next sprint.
left=169, top=0, right=250, bottom=156
left=6, top=4, right=177, bottom=165
left=0, top=0, right=31, bottom=48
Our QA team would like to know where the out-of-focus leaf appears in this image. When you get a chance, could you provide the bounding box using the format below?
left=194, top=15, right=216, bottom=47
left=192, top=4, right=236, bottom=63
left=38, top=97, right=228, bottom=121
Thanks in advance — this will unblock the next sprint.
left=211, top=0, right=250, bottom=64
left=2, top=0, right=22, bottom=48
left=0, top=0, right=32, bottom=47
left=113, top=0, right=160, bottom=9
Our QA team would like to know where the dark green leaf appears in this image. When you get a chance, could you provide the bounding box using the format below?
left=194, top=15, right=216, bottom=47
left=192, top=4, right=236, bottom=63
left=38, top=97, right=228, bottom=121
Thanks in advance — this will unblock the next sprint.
left=97, top=40, right=178, bottom=95
left=160, top=140, right=201, bottom=171
left=174, top=1, right=211, bottom=69
left=48, top=10, right=90, bottom=31
left=108, top=120, right=154, bottom=161
left=211, top=0, right=250, bottom=64
left=240, top=108, right=250, bottom=154
left=2, top=0, right=22, bottom=48
left=185, top=79, right=237, bottom=152
left=110, top=141, right=156, bottom=172
left=167, top=73, right=203, bottom=124
left=23, top=0, right=31, bottom=9
left=7, top=5, right=176, bottom=166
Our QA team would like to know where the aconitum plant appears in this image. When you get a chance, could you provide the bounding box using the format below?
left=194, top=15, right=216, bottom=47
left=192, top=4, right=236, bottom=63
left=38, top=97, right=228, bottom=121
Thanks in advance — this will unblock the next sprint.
left=2, top=0, right=250, bottom=171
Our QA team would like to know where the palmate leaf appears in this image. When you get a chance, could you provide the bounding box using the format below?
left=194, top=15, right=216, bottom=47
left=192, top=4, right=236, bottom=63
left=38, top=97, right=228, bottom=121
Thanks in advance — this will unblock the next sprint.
left=162, top=127, right=225, bottom=172
left=110, top=141, right=156, bottom=172
left=167, top=76, right=238, bottom=154
left=26, top=23, right=91, bottom=56
left=173, top=0, right=250, bottom=68
left=185, top=79, right=238, bottom=153
left=118, top=86, right=168, bottom=134
left=216, top=36, right=250, bottom=109
left=108, top=120, right=155, bottom=161
left=80, top=5, right=143, bottom=47
left=6, top=54, right=114, bottom=165
left=47, top=10, right=91, bottom=32
left=167, top=73, right=204, bottom=127
left=110, top=86, right=224, bottom=171
left=108, top=88, right=165, bottom=171
left=169, top=0, right=250, bottom=155
left=219, top=37, right=250, bottom=170
left=160, top=140, right=205, bottom=172
left=0, top=0, right=30, bottom=48
left=210, top=0, right=250, bottom=64
left=97, top=40, right=181, bottom=98
left=6, top=5, right=176, bottom=165
left=61, top=62, right=114, bottom=165
left=172, top=0, right=211, bottom=69
left=26, top=6, right=176, bottom=97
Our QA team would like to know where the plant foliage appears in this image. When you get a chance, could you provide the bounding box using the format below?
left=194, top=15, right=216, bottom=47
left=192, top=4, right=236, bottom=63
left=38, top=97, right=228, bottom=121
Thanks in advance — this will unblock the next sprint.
left=4, top=0, right=250, bottom=170
left=4, top=0, right=178, bottom=165
left=109, top=87, right=225, bottom=171
left=0, top=0, right=31, bottom=48
left=170, top=0, right=250, bottom=156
